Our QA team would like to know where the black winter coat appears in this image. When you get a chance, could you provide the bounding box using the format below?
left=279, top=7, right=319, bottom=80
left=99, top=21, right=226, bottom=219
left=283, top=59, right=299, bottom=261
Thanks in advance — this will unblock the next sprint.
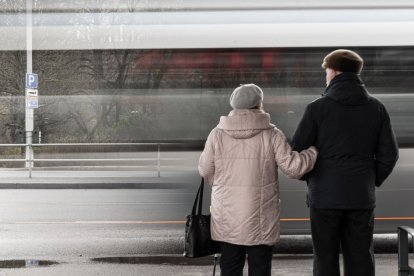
left=291, top=73, right=399, bottom=209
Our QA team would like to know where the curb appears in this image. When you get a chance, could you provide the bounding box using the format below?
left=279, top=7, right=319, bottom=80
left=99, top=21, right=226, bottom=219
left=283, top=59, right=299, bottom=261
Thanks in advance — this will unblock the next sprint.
left=127, top=234, right=398, bottom=255
left=0, top=182, right=193, bottom=189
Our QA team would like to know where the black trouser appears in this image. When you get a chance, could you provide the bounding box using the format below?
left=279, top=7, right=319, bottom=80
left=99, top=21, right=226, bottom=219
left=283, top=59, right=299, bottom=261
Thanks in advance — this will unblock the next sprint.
left=310, top=208, right=375, bottom=276
left=219, top=242, right=274, bottom=276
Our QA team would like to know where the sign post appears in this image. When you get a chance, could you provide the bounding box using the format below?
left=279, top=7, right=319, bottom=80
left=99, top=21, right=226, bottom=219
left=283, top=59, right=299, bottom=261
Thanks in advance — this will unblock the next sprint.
left=25, top=0, right=34, bottom=177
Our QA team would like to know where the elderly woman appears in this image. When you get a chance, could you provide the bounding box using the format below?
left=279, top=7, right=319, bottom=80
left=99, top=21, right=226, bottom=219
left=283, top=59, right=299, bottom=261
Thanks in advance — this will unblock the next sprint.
left=199, top=84, right=318, bottom=276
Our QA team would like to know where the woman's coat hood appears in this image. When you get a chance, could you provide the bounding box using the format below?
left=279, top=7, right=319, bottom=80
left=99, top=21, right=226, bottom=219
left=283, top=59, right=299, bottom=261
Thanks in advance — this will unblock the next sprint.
left=217, top=109, right=275, bottom=139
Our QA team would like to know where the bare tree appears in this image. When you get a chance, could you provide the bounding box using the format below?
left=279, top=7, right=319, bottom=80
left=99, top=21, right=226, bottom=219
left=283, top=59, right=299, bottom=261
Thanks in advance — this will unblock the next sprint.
left=55, top=0, right=143, bottom=141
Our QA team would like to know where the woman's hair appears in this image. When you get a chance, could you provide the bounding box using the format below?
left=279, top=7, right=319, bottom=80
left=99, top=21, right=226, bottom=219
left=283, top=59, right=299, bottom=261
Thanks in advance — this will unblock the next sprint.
left=251, top=102, right=264, bottom=111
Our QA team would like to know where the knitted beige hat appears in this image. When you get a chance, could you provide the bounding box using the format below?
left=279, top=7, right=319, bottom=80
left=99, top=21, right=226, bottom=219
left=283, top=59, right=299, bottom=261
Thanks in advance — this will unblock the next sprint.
left=230, top=84, right=263, bottom=109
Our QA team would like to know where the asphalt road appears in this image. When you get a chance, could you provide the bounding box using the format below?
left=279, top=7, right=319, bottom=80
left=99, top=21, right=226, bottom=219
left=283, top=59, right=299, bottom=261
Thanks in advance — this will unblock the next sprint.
left=0, top=189, right=188, bottom=258
left=0, top=188, right=401, bottom=256
left=0, top=189, right=194, bottom=222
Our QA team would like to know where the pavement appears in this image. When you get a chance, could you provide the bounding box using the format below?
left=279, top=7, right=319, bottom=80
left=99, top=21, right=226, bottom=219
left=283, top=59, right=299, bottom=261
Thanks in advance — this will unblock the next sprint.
left=0, top=254, right=400, bottom=276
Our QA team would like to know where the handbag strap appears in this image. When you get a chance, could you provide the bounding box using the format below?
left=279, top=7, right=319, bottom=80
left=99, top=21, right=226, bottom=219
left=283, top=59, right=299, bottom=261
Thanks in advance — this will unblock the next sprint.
left=191, top=178, right=204, bottom=215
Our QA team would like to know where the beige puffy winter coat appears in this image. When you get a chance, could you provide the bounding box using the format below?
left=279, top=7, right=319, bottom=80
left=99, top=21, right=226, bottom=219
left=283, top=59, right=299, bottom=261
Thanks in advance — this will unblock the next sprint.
left=198, top=109, right=317, bottom=246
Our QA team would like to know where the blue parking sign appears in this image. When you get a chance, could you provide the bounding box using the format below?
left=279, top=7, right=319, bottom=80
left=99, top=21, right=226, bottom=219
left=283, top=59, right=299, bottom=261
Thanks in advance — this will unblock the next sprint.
left=26, top=73, right=38, bottom=89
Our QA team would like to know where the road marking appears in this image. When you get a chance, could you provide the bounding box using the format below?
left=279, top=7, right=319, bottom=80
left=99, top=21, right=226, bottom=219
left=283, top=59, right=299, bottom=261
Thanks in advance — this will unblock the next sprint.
left=13, top=216, right=414, bottom=225
left=16, top=220, right=186, bottom=224
left=281, top=218, right=310, bottom=222
left=375, top=217, right=414, bottom=221
left=282, top=217, right=414, bottom=222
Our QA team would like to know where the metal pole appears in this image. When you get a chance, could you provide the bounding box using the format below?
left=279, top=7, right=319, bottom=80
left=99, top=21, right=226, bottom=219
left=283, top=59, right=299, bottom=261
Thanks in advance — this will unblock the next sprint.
left=25, top=0, right=34, bottom=177
left=157, top=144, right=161, bottom=178
left=28, top=144, right=33, bottom=178
left=398, top=227, right=410, bottom=276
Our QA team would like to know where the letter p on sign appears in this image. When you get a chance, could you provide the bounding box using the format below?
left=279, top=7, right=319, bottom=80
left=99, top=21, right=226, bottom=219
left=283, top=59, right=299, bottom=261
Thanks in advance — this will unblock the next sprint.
left=26, top=73, right=38, bottom=89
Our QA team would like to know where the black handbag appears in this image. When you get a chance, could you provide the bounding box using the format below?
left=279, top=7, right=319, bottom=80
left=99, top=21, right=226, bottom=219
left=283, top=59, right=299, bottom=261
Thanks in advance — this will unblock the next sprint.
left=184, top=178, right=220, bottom=258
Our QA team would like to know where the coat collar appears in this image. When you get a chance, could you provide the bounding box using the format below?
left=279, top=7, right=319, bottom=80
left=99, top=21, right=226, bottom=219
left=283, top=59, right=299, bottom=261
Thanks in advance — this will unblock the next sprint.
left=323, top=73, right=371, bottom=106
left=217, top=109, right=275, bottom=131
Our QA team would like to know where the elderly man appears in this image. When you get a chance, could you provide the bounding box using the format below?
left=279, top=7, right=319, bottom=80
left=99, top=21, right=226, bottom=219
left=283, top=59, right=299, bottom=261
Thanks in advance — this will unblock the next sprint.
left=290, top=49, right=399, bottom=276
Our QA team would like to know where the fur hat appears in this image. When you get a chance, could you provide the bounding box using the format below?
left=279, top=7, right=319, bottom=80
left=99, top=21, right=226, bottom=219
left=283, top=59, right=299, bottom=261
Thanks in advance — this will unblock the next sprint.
left=322, top=49, right=364, bottom=74
left=230, top=84, right=263, bottom=109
